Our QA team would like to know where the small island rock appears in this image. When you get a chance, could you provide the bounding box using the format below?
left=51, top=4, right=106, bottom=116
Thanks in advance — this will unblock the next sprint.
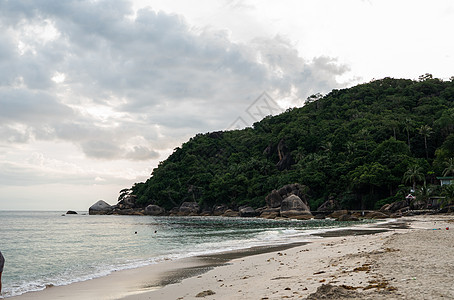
left=89, top=200, right=113, bottom=215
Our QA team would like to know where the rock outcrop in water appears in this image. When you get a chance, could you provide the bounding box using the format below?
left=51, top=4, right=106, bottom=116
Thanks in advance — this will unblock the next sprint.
left=89, top=200, right=113, bottom=215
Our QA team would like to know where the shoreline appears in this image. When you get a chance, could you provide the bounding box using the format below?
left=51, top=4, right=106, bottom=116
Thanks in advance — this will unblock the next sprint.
left=8, top=215, right=454, bottom=299
left=6, top=218, right=392, bottom=300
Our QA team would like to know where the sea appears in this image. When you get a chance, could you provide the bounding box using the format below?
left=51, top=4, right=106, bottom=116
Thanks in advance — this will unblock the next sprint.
left=0, top=211, right=374, bottom=298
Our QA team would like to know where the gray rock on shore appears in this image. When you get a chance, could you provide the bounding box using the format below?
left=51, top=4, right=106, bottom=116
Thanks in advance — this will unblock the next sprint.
left=89, top=200, right=113, bottom=215
left=280, top=194, right=313, bottom=219
left=144, top=205, right=165, bottom=216
left=239, top=206, right=258, bottom=217
left=177, top=202, right=200, bottom=216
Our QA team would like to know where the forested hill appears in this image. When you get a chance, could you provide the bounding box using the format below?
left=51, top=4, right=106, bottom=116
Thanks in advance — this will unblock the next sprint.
left=127, top=76, right=454, bottom=211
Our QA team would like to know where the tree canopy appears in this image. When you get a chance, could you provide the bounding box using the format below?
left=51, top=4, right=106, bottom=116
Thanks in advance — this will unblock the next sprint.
left=127, top=76, right=454, bottom=211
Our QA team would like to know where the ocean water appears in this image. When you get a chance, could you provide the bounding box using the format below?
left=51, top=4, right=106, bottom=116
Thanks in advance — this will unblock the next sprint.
left=0, top=211, right=369, bottom=298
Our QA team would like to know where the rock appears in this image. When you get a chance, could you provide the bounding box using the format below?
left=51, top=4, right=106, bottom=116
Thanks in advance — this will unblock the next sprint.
left=265, top=190, right=283, bottom=208
left=380, top=203, right=391, bottom=211
left=196, top=290, right=215, bottom=297
left=178, top=202, right=200, bottom=215
left=118, top=195, right=137, bottom=209
left=276, top=139, right=295, bottom=171
left=169, top=207, right=180, bottom=215
left=276, top=153, right=294, bottom=171
left=239, top=206, right=258, bottom=217
left=265, top=183, right=309, bottom=209
left=144, top=205, right=165, bottom=216
left=282, top=211, right=313, bottom=220
left=260, top=208, right=280, bottom=219
left=89, top=200, right=113, bottom=215
left=277, top=183, right=309, bottom=204
left=66, top=210, right=77, bottom=215
left=364, top=211, right=389, bottom=219
left=314, top=214, right=326, bottom=219
left=115, top=209, right=144, bottom=216
left=281, top=195, right=310, bottom=212
left=381, top=200, right=408, bottom=213
left=336, top=214, right=359, bottom=222
left=306, top=284, right=362, bottom=299
left=329, top=210, right=349, bottom=219
left=222, top=209, right=239, bottom=217
left=213, top=205, right=228, bottom=216
left=280, top=195, right=312, bottom=219
left=277, top=139, right=289, bottom=161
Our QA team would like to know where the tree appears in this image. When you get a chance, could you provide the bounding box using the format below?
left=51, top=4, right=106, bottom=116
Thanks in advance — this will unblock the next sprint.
left=418, top=73, right=433, bottom=81
left=345, top=141, right=357, bottom=157
left=350, top=162, right=391, bottom=209
left=418, top=125, right=433, bottom=159
left=404, top=118, right=414, bottom=150
left=414, top=183, right=434, bottom=209
left=359, top=128, right=370, bottom=151
left=443, top=158, right=454, bottom=177
left=441, top=184, right=454, bottom=208
left=403, top=165, right=424, bottom=191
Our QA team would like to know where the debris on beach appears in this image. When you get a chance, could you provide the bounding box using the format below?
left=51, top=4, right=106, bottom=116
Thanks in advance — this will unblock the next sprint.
left=196, top=290, right=216, bottom=297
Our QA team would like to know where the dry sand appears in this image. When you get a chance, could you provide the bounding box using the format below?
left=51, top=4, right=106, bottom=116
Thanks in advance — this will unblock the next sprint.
left=8, top=215, right=454, bottom=300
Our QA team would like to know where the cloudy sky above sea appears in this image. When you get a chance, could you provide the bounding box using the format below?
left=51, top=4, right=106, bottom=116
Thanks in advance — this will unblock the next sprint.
left=1, top=0, right=453, bottom=210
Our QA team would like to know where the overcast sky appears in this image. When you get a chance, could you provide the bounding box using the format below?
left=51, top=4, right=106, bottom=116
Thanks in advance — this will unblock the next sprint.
left=1, top=0, right=453, bottom=211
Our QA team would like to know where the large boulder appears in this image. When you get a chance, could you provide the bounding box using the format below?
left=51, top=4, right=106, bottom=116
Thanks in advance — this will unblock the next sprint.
left=239, top=206, right=258, bottom=217
left=265, top=183, right=309, bottom=209
left=280, top=195, right=310, bottom=211
left=213, top=205, right=228, bottom=216
left=276, top=139, right=295, bottom=171
left=89, top=200, right=113, bottom=215
left=265, top=190, right=283, bottom=208
left=280, top=195, right=312, bottom=219
left=380, top=200, right=408, bottom=213
left=277, top=183, right=309, bottom=204
left=178, top=202, right=200, bottom=215
left=144, top=205, right=165, bottom=216
left=118, top=195, right=137, bottom=209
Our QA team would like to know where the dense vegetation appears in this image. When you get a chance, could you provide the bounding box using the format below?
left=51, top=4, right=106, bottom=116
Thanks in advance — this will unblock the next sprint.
left=126, top=75, right=454, bottom=211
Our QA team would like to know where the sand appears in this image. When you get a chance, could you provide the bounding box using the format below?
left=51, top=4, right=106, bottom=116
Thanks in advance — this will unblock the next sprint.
left=8, top=215, right=454, bottom=300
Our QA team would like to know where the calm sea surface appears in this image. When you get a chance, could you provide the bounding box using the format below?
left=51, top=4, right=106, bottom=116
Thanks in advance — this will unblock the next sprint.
left=0, top=211, right=370, bottom=298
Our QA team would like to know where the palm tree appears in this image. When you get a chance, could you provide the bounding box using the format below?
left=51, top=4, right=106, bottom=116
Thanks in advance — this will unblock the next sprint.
left=415, top=183, right=433, bottom=209
left=403, top=165, right=424, bottom=191
left=441, top=184, right=454, bottom=208
left=443, top=158, right=454, bottom=177
left=321, top=141, right=332, bottom=153
left=345, top=141, right=357, bottom=157
left=418, top=125, right=433, bottom=159
left=404, top=118, right=414, bottom=150
left=359, top=128, right=370, bottom=151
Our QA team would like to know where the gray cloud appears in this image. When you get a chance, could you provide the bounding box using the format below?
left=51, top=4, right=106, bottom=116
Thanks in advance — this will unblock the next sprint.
left=0, top=0, right=348, bottom=161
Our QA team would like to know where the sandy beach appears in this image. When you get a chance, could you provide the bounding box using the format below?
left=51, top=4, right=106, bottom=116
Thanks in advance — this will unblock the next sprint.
left=9, top=214, right=454, bottom=300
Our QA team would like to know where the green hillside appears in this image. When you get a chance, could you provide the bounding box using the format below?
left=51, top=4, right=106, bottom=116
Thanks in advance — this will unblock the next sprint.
left=127, top=75, right=454, bottom=211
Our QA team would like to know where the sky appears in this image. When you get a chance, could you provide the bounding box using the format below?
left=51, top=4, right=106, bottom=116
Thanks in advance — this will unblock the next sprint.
left=0, top=0, right=453, bottom=211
